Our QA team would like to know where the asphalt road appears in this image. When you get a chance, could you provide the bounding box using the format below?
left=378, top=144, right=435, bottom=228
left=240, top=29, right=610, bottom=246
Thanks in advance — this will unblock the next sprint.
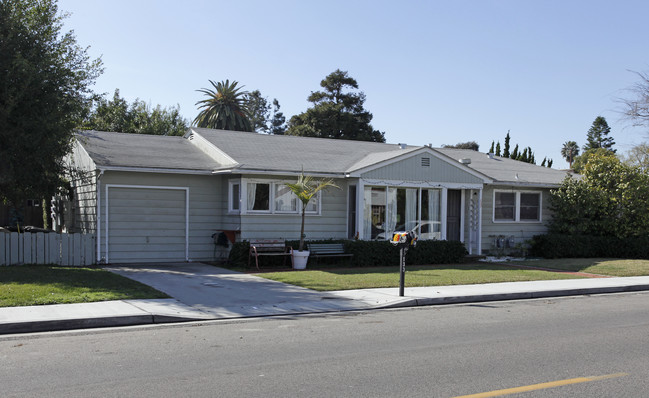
left=2, top=292, right=649, bottom=397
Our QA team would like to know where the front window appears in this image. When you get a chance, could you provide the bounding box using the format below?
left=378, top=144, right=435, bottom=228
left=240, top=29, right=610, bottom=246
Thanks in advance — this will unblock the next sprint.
left=247, top=183, right=270, bottom=212
left=274, top=184, right=297, bottom=212
left=494, top=192, right=516, bottom=221
left=493, top=191, right=541, bottom=222
left=520, top=193, right=541, bottom=221
left=363, top=186, right=441, bottom=240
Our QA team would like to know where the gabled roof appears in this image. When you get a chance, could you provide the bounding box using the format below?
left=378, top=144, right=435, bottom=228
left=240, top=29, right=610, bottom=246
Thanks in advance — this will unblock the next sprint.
left=76, top=130, right=216, bottom=173
left=188, top=127, right=421, bottom=175
left=75, top=129, right=571, bottom=187
left=436, top=148, right=571, bottom=187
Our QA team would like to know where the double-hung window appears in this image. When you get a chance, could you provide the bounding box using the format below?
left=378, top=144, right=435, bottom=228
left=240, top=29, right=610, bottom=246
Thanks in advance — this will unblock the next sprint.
left=493, top=191, right=541, bottom=222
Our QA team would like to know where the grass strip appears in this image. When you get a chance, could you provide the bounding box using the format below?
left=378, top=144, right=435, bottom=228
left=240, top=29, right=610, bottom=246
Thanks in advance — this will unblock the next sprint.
left=0, top=265, right=169, bottom=307
left=507, top=258, right=649, bottom=277
left=256, top=263, right=584, bottom=291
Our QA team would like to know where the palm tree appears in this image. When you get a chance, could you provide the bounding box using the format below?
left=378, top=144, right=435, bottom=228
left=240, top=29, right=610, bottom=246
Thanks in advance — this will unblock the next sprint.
left=193, top=80, right=252, bottom=131
left=285, top=171, right=339, bottom=252
left=561, top=141, right=580, bottom=168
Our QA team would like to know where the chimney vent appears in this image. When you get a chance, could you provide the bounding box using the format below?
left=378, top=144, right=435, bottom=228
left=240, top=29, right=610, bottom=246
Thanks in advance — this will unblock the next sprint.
left=487, top=153, right=495, bottom=159
left=459, top=158, right=472, bottom=164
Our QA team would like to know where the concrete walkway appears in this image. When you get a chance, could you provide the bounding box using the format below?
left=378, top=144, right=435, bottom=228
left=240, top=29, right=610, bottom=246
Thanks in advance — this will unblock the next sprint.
left=2, top=262, right=649, bottom=335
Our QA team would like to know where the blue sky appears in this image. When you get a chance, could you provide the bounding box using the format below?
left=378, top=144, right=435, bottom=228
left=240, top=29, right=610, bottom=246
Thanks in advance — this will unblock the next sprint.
left=58, top=0, right=648, bottom=167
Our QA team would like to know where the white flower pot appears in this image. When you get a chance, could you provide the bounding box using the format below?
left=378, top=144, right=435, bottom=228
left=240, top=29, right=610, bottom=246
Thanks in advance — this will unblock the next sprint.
left=292, top=250, right=310, bottom=269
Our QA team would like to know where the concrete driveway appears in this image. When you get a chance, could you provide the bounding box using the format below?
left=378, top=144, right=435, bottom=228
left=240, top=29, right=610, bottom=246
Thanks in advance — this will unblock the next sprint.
left=103, top=262, right=364, bottom=318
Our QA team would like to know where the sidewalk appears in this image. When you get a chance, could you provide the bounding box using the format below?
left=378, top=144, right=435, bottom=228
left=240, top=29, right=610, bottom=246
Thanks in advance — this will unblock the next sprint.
left=2, top=275, right=649, bottom=335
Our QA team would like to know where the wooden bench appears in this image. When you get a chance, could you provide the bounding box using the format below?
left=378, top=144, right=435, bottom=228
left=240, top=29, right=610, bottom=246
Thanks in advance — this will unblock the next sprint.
left=307, top=243, right=353, bottom=265
left=249, top=239, right=293, bottom=270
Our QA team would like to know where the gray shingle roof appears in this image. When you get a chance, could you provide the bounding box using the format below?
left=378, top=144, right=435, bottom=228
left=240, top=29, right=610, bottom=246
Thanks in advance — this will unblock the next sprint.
left=76, top=129, right=571, bottom=186
left=190, top=128, right=419, bottom=175
left=76, top=130, right=216, bottom=172
left=436, top=148, right=571, bottom=186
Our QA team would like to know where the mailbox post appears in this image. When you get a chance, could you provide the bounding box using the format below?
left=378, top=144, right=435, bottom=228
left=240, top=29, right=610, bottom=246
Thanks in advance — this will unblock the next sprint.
left=390, top=230, right=417, bottom=297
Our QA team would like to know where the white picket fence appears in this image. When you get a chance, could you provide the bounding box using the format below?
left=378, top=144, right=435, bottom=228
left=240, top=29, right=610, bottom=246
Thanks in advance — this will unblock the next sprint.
left=0, top=232, right=95, bottom=266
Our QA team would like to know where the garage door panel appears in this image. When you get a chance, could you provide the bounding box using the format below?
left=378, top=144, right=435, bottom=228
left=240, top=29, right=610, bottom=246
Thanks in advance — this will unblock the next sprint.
left=107, top=187, right=187, bottom=263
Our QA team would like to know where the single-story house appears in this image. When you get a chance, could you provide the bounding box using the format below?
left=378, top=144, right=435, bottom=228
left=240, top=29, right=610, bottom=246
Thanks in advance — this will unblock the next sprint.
left=59, top=128, right=571, bottom=263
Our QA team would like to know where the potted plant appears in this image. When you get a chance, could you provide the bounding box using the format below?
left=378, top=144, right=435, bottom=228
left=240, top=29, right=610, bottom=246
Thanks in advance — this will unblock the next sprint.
left=285, top=171, right=339, bottom=269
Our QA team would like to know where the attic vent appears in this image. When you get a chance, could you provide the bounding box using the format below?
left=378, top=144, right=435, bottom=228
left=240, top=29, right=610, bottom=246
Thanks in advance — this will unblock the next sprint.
left=188, top=134, right=195, bottom=140
left=459, top=158, right=471, bottom=165
left=421, top=157, right=431, bottom=167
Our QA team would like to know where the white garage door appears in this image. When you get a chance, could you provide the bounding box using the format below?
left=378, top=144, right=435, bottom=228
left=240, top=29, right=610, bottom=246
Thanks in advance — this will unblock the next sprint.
left=107, top=186, right=187, bottom=263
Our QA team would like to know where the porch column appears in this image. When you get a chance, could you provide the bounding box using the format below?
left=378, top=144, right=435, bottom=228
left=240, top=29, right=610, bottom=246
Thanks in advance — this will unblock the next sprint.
left=478, top=188, right=483, bottom=255
left=440, top=187, right=448, bottom=240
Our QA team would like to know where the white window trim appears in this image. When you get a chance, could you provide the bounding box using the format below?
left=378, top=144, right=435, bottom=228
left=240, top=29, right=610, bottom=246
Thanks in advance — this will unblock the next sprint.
left=238, top=178, right=323, bottom=216
left=228, top=180, right=241, bottom=214
left=492, top=190, right=542, bottom=223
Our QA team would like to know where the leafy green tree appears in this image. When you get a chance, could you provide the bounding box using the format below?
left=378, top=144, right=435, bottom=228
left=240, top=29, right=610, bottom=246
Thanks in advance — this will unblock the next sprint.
left=549, top=153, right=649, bottom=239
left=571, top=148, right=616, bottom=174
left=270, top=99, right=286, bottom=135
left=193, top=80, right=252, bottom=131
left=245, top=90, right=270, bottom=133
left=584, top=116, right=615, bottom=152
left=510, top=144, right=519, bottom=160
left=561, top=141, right=579, bottom=168
left=503, top=131, right=511, bottom=157
left=443, top=141, right=479, bottom=151
left=287, top=69, right=385, bottom=142
left=81, top=89, right=188, bottom=136
left=619, top=70, right=649, bottom=134
left=0, top=0, right=102, bottom=218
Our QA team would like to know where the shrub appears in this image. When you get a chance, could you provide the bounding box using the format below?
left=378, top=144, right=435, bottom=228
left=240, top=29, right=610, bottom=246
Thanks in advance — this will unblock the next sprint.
left=229, top=239, right=468, bottom=268
left=530, top=234, right=649, bottom=259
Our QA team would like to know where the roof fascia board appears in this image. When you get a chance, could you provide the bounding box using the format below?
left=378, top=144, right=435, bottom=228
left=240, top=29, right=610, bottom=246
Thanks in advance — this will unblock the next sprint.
left=213, top=168, right=345, bottom=179
left=486, top=182, right=561, bottom=189
left=99, top=166, right=214, bottom=175
left=73, top=137, right=97, bottom=171
left=361, top=178, right=483, bottom=190
left=185, top=127, right=239, bottom=166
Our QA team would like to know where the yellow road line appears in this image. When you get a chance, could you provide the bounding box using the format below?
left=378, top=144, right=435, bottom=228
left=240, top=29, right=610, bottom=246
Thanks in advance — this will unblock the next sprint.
left=453, top=372, right=628, bottom=398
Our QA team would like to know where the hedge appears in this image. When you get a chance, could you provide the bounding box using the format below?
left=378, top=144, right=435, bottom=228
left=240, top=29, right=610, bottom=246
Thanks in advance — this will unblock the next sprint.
left=530, top=234, right=649, bottom=259
left=228, top=239, right=468, bottom=269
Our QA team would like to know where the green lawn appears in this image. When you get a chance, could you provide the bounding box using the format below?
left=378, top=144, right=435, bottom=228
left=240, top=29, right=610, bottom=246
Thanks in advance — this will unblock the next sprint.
left=256, top=263, right=585, bottom=291
left=0, top=265, right=169, bottom=307
left=508, top=258, right=649, bottom=277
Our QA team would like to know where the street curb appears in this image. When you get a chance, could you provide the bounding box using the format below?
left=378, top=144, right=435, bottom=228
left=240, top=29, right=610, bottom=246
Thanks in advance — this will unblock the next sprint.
left=0, top=315, right=155, bottom=335
left=378, top=284, right=649, bottom=307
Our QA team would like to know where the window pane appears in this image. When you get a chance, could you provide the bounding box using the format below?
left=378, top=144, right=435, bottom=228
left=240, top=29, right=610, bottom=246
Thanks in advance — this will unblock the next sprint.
left=248, top=183, right=270, bottom=211
left=494, top=192, right=515, bottom=221
left=520, top=193, right=540, bottom=220
left=231, top=183, right=240, bottom=211
left=275, top=184, right=297, bottom=212
left=306, top=192, right=318, bottom=213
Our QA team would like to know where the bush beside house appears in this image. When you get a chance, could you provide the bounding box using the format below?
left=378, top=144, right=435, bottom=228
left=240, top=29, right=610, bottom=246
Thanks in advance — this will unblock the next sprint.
left=531, top=152, right=649, bottom=259
left=229, top=239, right=468, bottom=269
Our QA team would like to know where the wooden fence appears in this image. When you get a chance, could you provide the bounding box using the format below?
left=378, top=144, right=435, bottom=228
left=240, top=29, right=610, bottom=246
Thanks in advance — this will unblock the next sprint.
left=0, top=232, right=95, bottom=266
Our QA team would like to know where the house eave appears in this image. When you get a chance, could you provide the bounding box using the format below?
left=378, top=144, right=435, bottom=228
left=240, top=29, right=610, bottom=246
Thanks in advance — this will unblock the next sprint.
left=97, top=166, right=215, bottom=175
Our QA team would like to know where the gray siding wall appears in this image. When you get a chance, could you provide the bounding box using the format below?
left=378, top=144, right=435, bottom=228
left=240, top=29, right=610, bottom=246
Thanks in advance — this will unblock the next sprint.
left=65, top=141, right=99, bottom=233
left=480, top=185, right=553, bottom=254
left=239, top=177, right=348, bottom=241
left=69, top=171, right=97, bottom=233
left=98, top=171, right=225, bottom=262
left=362, top=153, right=483, bottom=184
